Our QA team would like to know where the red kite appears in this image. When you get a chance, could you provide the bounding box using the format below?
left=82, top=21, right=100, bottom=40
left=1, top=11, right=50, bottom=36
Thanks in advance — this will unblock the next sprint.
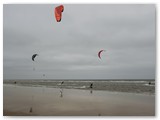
left=54, top=5, right=64, bottom=22
left=98, top=50, right=105, bottom=59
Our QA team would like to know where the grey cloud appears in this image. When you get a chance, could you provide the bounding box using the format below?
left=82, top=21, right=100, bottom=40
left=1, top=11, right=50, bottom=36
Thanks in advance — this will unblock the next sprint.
left=3, top=4, right=156, bottom=79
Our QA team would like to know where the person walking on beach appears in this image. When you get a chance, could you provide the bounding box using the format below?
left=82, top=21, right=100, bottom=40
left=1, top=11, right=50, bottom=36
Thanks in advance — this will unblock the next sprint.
left=90, top=83, right=93, bottom=88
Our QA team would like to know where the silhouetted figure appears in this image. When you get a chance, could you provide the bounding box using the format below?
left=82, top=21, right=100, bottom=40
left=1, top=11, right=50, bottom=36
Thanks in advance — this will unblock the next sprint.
left=148, top=81, right=151, bottom=85
left=29, top=107, right=33, bottom=113
left=14, top=81, right=17, bottom=84
left=90, top=83, right=93, bottom=88
left=61, top=81, right=64, bottom=85
left=98, top=113, right=101, bottom=116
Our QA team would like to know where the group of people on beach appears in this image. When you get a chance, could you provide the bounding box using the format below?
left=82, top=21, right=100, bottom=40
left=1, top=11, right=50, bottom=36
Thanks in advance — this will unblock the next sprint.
left=59, top=81, right=94, bottom=97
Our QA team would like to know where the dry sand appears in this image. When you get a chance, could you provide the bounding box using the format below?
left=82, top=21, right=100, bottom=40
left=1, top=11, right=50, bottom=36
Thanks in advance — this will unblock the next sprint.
left=3, top=84, right=155, bottom=116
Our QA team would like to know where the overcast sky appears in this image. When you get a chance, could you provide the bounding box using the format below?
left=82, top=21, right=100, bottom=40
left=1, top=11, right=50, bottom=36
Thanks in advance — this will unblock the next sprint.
left=3, top=4, right=156, bottom=79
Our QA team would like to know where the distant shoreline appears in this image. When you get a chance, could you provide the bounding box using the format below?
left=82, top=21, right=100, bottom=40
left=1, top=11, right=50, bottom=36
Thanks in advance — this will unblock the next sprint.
left=3, top=79, right=155, bottom=95
left=3, top=79, right=155, bottom=81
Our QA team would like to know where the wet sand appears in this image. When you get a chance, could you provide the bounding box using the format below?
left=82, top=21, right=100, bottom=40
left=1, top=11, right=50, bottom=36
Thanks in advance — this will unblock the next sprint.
left=3, top=84, right=155, bottom=116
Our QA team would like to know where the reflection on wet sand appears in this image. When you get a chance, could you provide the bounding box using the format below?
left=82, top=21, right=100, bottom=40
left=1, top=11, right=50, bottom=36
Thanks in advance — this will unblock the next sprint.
left=90, top=90, right=93, bottom=94
left=59, top=89, right=63, bottom=98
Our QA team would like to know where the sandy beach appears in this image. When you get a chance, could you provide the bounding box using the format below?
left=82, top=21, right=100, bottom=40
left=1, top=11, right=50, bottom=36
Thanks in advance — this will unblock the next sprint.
left=3, top=84, right=155, bottom=116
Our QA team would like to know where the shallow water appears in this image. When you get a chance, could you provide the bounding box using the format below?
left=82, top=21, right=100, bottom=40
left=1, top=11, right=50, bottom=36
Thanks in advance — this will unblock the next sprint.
left=3, top=84, right=155, bottom=116
left=4, top=79, right=155, bottom=94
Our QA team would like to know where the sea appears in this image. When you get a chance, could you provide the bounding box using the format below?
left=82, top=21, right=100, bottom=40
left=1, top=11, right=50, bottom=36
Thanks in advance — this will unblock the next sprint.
left=3, top=79, right=155, bottom=95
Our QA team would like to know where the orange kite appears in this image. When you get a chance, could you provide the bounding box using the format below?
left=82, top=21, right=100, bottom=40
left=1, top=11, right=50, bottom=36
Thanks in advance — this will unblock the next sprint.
left=54, top=5, right=64, bottom=22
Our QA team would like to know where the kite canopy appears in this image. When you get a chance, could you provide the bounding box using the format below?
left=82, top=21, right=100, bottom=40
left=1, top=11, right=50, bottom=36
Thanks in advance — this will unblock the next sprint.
left=32, top=54, right=38, bottom=61
left=98, top=50, right=105, bottom=59
left=55, top=5, right=64, bottom=22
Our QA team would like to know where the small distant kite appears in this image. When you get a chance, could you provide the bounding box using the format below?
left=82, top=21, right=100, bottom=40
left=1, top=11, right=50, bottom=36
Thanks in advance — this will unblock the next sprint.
left=54, top=5, right=64, bottom=22
left=32, top=54, right=38, bottom=61
left=98, top=50, right=105, bottom=59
